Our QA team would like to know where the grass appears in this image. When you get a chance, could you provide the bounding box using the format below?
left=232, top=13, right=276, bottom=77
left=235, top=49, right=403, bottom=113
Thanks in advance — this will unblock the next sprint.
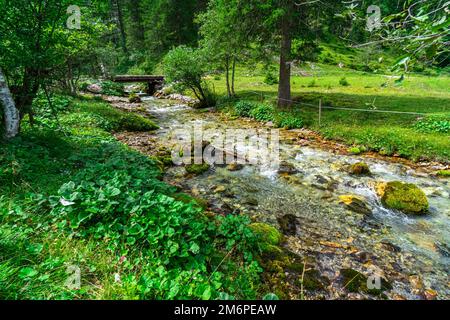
left=208, top=64, right=450, bottom=162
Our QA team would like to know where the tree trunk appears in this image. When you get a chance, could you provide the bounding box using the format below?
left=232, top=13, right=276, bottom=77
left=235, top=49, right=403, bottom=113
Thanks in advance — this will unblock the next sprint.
left=231, top=56, right=237, bottom=96
left=278, top=12, right=292, bottom=108
left=127, top=0, right=145, bottom=47
left=114, top=0, right=128, bottom=54
left=225, top=56, right=231, bottom=97
left=0, top=68, right=20, bottom=139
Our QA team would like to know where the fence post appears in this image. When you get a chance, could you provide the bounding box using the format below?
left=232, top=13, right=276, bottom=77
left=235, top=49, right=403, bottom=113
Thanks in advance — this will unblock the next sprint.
left=319, top=99, right=322, bottom=128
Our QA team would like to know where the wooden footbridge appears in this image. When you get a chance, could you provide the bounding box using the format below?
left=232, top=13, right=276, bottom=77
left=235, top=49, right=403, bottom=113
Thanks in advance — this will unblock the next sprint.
left=113, top=75, right=165, bottom=95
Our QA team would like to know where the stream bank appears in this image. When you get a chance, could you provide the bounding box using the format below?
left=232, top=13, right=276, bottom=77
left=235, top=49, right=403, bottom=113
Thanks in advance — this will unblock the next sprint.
left=103, top=94, right=449, bottom=300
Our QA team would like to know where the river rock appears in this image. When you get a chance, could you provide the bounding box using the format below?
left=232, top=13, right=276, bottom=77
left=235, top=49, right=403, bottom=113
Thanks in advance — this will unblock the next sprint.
left=277, top=161, right=298, bottom=175
left=277, top=214, right=299, bottom=236
left=376, top=181, right=429, bottom=215
left=339, top=195, right=372, bottom=215
left=129, top=93, right=142, bottom=103
left=86, top=83, right=102, bottom=94
left=349, top=162, right=371, bottom=175
left=214, top=185, right=226, bottom=193
left=227, top=163, right=244, bottom=171
left=243, top=197, right=258, bottom=206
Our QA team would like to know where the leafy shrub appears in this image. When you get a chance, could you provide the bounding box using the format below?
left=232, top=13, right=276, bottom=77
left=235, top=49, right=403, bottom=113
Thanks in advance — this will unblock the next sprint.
left=32, top=92, right=73, bottom=128
left=163, top=46, right=215, bottom=108
left=250, top=104, right=275, bottom=122
left=415, top=116, right=450, bottom=134
left=339, top=77, right=350, bottom=86
left=275, top=112, right=304, bottom=129
left=235, top=101, right=254, bottom=117
left=101, top=81, right=125, bottom=96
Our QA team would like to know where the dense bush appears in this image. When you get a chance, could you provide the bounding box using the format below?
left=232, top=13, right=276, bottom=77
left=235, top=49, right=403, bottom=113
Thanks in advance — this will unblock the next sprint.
left=163, top=46, right=216, bottom=108
left=249, top=104, right=275, bottom=122
left=235, top=101, right=254, bottom=117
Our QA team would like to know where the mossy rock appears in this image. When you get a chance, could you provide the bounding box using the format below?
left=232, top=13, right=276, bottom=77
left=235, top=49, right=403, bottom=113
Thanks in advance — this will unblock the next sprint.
left=155, top=156, right=174, bottom=167
left=349, top=162, right=371, bottom=175
left=340, top=268, right=392, bottom=295
left=249, top=223, right=283, bottom=250
left=377, top=181, right=429, bottom=215
left=129, top=93, right=142, bottom=103
left=348, top=147, right=362, bottom=155
left=172, top=193, right=208, bottom=210
left=436, top=170, right=450, bottom=178
left=185, top=163, right=210, bottom=175
left=294, top=269, right=330, bottom=291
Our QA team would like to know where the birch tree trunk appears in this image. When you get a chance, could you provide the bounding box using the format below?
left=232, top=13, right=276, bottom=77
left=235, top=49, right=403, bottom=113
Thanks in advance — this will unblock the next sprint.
left=0, top=68, right=20, bottom=139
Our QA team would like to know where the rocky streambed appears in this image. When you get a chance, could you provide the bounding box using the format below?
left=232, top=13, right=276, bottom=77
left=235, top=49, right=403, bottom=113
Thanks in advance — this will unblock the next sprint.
left=112, top=96, right=449, bottom=300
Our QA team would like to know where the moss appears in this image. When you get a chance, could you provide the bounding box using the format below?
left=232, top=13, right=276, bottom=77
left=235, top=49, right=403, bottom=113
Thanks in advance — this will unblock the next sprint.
left=349, top=162, right=371, bottom=175
left=185, top=163, right=210, bottom=175
left=295, top=269, right=330, bottom=291
left=340, top=268, right=392, bottom=295
left=155, top=156, right=174, bottom=167
left=117, top=114, right=159, bottom=131
left=348, top=147, right=362, bottom=155
left=128, top=93, right=141, bottom=103
left=436, top=170, right=450, bottom=177
left=377, top=181, right=429, bottom=215
left=172, top=193, right=208, bottom=210
left=249, top=223, right=283, bottom=248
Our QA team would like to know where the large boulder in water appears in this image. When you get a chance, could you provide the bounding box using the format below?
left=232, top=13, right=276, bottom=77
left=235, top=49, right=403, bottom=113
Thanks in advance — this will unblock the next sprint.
left=376, top=181, right=429, bottom=215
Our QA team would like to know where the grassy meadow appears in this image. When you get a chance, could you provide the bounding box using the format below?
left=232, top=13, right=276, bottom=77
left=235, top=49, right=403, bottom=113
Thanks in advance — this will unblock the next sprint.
left=208, top=64, right=450, bottom=162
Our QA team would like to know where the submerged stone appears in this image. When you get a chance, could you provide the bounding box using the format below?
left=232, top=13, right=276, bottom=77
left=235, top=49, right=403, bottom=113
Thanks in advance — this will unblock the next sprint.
left=277, top=214, right=299, bottom=236
left=277, top=161, right=299, bottom=175
left=185, top=163, right=210, bottom=175
left=339, top=195, right=372, bottom=215
left=376, top=181, right=429, bottom=215
left=227, top=163, right=244, bottom=171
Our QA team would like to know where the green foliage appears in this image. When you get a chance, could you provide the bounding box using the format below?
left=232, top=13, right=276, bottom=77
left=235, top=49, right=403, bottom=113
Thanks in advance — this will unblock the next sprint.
left=348, top=147, right=362, bottom=155
left=274, top=112, right=304, bottom=129
left=163, top=46, right=216, bottom=108
left=234, top=101, right=254, bottom=117
left=101, top=81, right=125, bottom=96
left=415, top=116, right=450, bottom=134
left=436, top=170, right=450, bottom=177
left=249, top=104, right=275, bottom=122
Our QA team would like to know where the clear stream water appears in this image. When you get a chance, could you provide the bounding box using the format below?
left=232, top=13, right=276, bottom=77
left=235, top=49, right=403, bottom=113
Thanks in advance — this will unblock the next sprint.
left=142, top=97, right=449, bottom=300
